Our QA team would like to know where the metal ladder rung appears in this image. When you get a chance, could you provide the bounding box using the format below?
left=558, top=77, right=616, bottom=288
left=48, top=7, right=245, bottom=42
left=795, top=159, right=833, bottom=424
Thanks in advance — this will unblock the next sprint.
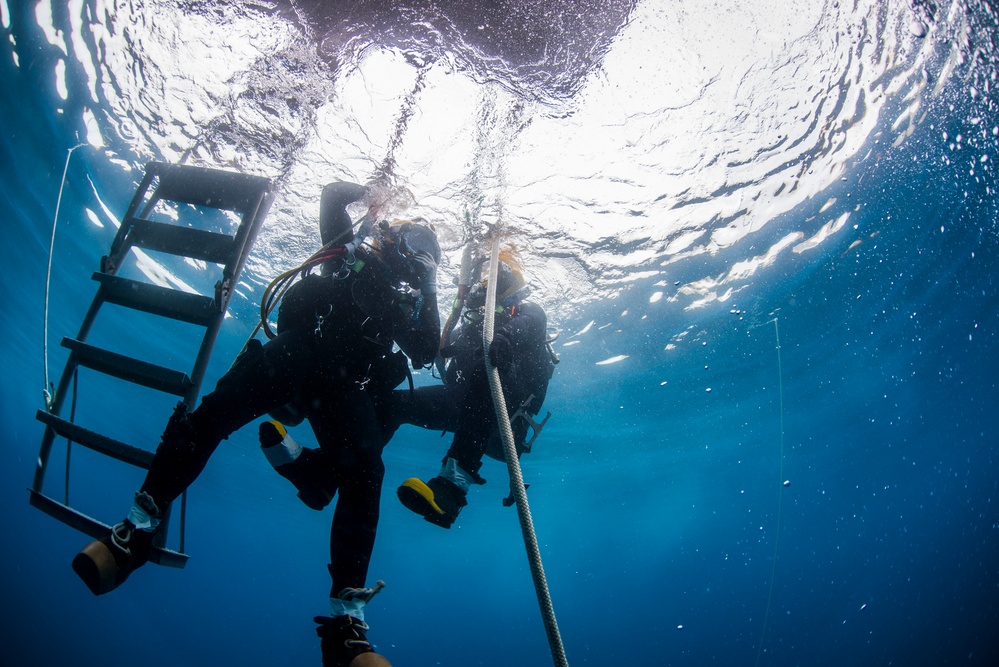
left=93, top=273, right=218, bottom=327
left=62, top=338, right=193, bottom=397
left=35, top=410, right=154, bottom=469
left=149, top=161, right=272, bottom=214
left=28, top=491, right=188, bottom=568
left=124, top=217, right=235, bottom=264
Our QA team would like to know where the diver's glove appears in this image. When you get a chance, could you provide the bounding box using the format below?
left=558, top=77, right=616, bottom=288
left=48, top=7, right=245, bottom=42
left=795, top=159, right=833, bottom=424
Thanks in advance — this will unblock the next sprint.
left=488, top=333, right=513, bottom=371
left=408, top=250, right=438, bottom=294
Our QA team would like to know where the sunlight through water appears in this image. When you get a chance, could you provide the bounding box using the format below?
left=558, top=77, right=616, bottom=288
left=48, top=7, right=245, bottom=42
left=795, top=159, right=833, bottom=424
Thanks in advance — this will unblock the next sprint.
left=4, top=1, right=999, bottom=665
left=22, top=0, right=998, bottom=334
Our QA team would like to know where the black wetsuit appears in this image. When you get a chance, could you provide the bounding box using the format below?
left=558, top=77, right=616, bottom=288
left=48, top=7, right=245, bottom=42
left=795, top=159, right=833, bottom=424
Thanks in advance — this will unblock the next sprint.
left=390, top=300, right=553, bottom=478
left=140, top=248, right=439, bottom=596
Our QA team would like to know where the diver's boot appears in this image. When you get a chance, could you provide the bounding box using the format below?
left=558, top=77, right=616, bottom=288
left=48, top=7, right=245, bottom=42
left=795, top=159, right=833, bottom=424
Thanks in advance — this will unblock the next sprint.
left=259, top=420, right=337, bottom=511
left=315, top=615, right=376, bottom=667
left=72, top=492, right=159, bottom=595
left=396, top=476, right=467, bottom=529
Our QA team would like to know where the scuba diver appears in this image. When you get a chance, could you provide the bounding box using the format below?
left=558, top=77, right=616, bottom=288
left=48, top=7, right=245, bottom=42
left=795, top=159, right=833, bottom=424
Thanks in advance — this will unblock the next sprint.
left=257, top=248, right=556, bottom=531
left=393, top=249, right=556, bottom=529
left=71, top=181, right=442, bottom=667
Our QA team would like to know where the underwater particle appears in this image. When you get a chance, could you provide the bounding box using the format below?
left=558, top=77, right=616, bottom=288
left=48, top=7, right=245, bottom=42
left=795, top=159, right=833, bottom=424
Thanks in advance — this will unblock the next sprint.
left=860, top=603, right=867, bottom=611
left=705, top=387, right=712, bottom=393
left=783, top=480, right=790, bottom=487
left=677, top=625, right=683, bottom=630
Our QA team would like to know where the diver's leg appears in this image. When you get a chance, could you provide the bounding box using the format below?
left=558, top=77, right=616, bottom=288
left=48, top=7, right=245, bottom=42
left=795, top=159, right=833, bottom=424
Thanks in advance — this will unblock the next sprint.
left=259, top=419, right=339, bottom=511
left=311, top=387, right=386, bottom=595
left=140, top=331, right=313, bottom=503
left=72, top=332, right=312, bottom=595
left=395, top=382, right=497, bottom=528
left=308, top=387, right=388, bottom=667
left=443, top=385, right=496, bottom=480
left=386, top=384, right=459, bottom=434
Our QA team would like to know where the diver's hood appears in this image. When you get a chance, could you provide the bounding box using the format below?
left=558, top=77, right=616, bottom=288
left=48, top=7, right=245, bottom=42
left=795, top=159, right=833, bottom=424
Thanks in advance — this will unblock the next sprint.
left=390, top=221, right=441, bottom=264
left=466, top=262, right=528, bottom=308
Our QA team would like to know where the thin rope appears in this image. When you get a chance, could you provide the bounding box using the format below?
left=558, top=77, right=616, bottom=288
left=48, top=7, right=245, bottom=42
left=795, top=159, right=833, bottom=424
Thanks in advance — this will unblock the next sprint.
left=754, top=317, right=786, bottom=667
left=43, top=143, right=87, bottom=409
left=482, top=237, right=568, bottom=667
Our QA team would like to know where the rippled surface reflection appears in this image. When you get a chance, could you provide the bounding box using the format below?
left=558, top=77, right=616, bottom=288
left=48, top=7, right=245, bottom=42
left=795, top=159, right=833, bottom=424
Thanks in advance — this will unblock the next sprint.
left=14, top=0, right=996, bottom=327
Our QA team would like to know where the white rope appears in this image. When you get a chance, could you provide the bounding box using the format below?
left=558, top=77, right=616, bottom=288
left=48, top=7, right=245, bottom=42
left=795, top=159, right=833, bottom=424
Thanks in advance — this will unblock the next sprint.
left=43, top=143, right=87, bottom=408
left=482, top=237, right=568, bottom=667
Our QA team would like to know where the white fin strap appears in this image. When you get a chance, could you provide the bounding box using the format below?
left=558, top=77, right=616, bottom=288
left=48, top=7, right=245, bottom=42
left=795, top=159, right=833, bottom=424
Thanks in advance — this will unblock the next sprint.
left=439, top=458, right=474, bottom=493
left=126, top=491, right=160, bottom=532
left=262, top=430, right=303, bottom=468
left=330, top=580, right=386, bottom=622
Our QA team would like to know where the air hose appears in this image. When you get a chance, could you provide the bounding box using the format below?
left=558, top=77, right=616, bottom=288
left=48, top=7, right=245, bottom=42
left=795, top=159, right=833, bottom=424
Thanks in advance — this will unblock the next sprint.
left=482, top=237, right=569, bottom=667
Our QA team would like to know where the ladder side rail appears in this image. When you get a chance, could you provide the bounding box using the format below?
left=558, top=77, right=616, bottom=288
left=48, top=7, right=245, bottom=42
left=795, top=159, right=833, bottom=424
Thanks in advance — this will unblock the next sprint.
left=183, top=190, right=274, bottom=408
left=182, top=310, right=226, bottom=409
left=121, top=167, right=160, bottom=221
left=213, top=190, right=275, bottom=318
left=136, top=162, right=174, bottom=220
left=33, top=286, right=112, bottom=492
left=33, top=417, right=65, bottom=493
left=103, top=169, right=159, bottom=275
left=224, top=191, right=274, bottom=283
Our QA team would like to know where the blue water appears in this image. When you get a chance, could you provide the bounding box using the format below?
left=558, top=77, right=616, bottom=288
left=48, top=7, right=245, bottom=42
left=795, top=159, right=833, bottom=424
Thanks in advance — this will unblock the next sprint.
left=3, top=2, right=999, bottom=666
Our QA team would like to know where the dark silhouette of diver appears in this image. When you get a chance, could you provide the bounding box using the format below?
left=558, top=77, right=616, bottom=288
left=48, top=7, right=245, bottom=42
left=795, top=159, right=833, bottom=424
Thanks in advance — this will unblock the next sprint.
left=260, top=251, right=555, bottom=530
left=393, top=251, right=556, bottom=528
left=72, top=181, right=441, bottom=667
left=263, top=252, right=555, bottom=529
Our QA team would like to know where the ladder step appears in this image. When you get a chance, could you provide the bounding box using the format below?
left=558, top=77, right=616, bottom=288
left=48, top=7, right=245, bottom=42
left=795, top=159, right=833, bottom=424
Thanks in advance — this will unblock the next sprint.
left=62, top=338, right=193, bottom=397
left=93, top=273, right=218, bottom=327
left=148, top=161, right=272, bottom=214
left=28, top=491, right=188, bottom=568
left=36, top=410, right=154, bottom=469
left=125, top=217, right=236, bottom=265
